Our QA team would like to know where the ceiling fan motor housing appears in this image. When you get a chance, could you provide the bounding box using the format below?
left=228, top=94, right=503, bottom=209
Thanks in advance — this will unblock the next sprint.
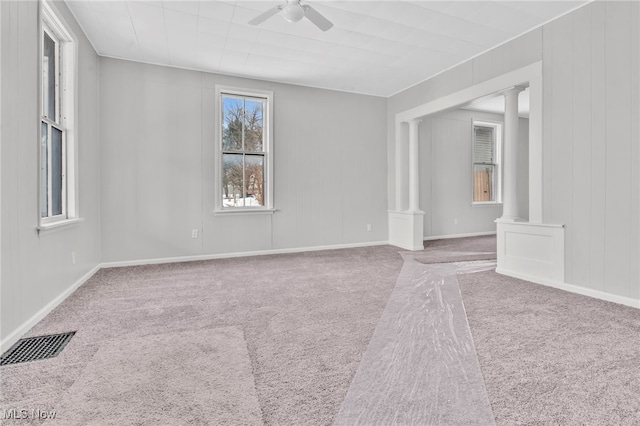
left=283, top=1, right=305, bottom=23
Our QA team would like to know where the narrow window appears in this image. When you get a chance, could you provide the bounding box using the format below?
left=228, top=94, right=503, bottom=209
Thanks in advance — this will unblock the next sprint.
left=217, top=88, right=273, bottom=211
left=40, top=1, right=76, bottom=226
left=472, top=121, right=502, bottom=204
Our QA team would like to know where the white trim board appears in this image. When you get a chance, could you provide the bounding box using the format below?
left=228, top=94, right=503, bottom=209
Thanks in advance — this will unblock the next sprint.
left=3, top=236, right=637, bottom=355
left=0, top=265, right=101, bottom=354
left=0, top=240, right=389, bottom=353
left=101, top=240, right=390, bottom=268
left=396, top=62, right=542, bottom=123
left=496, top=268, right=640, bottom=309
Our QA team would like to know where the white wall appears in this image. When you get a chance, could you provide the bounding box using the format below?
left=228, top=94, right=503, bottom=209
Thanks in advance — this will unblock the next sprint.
left=99, top=58, right=389, bottom=262
left=388, top=1, right=640, bottom=300
left=542, top=2, right=639, bottom=299
left=418, top=109, right=529, bottom=238
left=1, top=1, right=102, bottom=347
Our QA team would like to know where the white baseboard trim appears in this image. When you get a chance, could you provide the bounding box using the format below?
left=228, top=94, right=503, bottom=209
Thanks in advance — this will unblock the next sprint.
left=2, top=241, right=392, bottom=352
left=100, top=240, right=390, bottom=268
left=424, top=231, right=496, bottom=241
left=0, top=264, right=102, bottom=354
left=496, top=268, right=640, bottom=309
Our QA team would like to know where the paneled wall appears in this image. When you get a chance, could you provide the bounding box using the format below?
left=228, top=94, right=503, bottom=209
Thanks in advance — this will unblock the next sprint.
left=100, top=58, right=389, bottom=262
left=389, top=1, right=640, bottom=300
left=418, top=109, right=529, bottom=238
left=1, top=1, right=102, bottom=346
left=542, top=2, right=640, bottom=298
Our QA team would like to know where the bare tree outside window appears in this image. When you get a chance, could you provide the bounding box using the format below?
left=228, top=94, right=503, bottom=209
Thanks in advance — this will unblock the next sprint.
left=221, top=95, right=266, bottom=208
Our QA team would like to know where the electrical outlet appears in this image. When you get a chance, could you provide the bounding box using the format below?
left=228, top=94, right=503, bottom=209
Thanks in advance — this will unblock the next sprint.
left=366, top=224, right=372, bottom=232
left=71, top=252, right=76, bottom=265
left=453, top=218, right=458, bottom=225
left=191, top=229, right=198, bottom=239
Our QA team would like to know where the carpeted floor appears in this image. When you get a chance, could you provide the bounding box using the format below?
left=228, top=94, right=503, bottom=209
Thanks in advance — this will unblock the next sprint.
left=1, top=246, right=405, bottom=425
left=2, top=235, right=639, bottom=425
left=458, top=270, right=640, bottom=426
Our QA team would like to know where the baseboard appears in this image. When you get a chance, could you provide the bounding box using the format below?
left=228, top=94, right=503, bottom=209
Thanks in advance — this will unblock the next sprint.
left=424, top=231, right=496, bottom=241
left=0, top=264, right=102, bottom=354
left=2, top=241, right=392, bottom=352
left=101, top=240, right=390, bottom=268
left=496, top=268, right=640, bottom=309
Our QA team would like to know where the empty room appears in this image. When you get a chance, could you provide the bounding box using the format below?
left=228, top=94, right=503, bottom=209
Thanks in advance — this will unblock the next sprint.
left=1, top=0, right=639, bottom=424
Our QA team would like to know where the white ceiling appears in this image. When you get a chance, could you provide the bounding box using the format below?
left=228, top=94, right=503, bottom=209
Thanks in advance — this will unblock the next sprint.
left=65, top=0, right=587, bottom=97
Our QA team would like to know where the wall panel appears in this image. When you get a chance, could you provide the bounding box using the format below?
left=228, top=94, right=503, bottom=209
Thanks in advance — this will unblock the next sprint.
left=570, top=5, right=593, bottom=289
left=603, top=2, right=633, bottom=298
left=588, top=1, right=607, bottom=293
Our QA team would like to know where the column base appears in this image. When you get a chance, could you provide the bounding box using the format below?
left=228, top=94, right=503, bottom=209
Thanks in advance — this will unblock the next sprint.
left=495, top=219, right=565, bottom=283
left=497, top=216, right=523, bottom=222
left=388, top=210, right=425, bottom=251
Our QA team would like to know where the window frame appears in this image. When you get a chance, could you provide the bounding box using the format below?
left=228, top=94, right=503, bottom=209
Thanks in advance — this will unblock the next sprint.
left=214, top=86, right=274, bottom=214
left=38, top=1, right=79, bottom=230
left=471, top=120, right=503, bottom=205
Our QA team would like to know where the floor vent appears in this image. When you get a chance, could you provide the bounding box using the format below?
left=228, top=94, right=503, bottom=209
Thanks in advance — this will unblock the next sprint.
left=1, top=332, right=76, bottom=366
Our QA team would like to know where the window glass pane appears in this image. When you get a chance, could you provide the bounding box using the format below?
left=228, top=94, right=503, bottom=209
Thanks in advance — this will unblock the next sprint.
left=244, top=99, right=264, bottom=152
left=222, top=153, right=244, bottom=207
left=222, top=96, right=243, bottom=151
left=41, top=122, right=49, bottom=217
left=473, top=164, right=494, bottom=202
left=43, top=31, right=56, bottom=121
left=244, top=155, right=264, bottom=206
left=51, top=127, right=63, bottom=215
left=473, top=126, right=494, bottom=163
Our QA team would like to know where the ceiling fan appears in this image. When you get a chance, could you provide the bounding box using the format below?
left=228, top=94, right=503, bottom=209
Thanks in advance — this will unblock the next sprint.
left=248, top=0, right=334, bottom=32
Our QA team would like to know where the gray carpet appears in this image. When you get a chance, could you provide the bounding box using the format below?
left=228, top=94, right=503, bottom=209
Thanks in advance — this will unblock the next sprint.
left=458, top=270, right=640, bottom=425
left=52, top=327, right=262, bottom=425
left=413, top=252, right=496, bottom=265
left=0, top=245, right=405, bottom=425
left=2, top=235, right=639, bottom=425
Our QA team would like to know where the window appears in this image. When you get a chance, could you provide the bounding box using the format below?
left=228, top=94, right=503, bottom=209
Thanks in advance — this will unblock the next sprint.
left=40, top=1, right=76, bottom=226
left=216, top=87, right=273, bottom=212
left=472, top=121, right=502, bottom=204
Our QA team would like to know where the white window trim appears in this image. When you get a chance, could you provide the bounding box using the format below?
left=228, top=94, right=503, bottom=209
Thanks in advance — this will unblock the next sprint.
left=39, top=1, right=79, bottom=229
left=214, top=85, right=274, bottom=214
left=471, top=119, right=503, bottom=206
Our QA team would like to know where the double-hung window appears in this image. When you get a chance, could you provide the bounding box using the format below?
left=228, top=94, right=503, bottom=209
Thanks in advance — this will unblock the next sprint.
left=216, top=87, right=273, bottom=212
left=40, top=1, right=76, bottom=226
left=472, top=121, right=502, bottom=204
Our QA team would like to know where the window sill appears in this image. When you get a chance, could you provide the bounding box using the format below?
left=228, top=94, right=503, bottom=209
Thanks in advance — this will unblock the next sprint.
left=472, top=202, right=503, bottom=207
left=37, top=218, right=84, bottom=235
left=213, top=209, right=276, bottom=216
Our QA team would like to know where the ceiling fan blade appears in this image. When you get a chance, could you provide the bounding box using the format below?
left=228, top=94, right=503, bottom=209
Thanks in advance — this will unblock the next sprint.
left=248, top=5, right=282, bottom=26
left=302, top=5, right=333, bottom=31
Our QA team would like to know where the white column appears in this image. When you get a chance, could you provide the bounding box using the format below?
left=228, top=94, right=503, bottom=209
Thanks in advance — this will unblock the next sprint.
left=395, top=120, right=406, bottom=211
left=389, top=118, right=424, bottom=251
left=501, top=86, right=524, bottom=221
left=528, top=78, right=543, bottom=223
left=408, top=118, right=422, bottom=212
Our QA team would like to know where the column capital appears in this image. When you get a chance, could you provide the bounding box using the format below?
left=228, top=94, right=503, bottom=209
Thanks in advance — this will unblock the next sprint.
left=403, top=117, right=423, bottom=125
left=500, top=85, right=527, bottom=97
